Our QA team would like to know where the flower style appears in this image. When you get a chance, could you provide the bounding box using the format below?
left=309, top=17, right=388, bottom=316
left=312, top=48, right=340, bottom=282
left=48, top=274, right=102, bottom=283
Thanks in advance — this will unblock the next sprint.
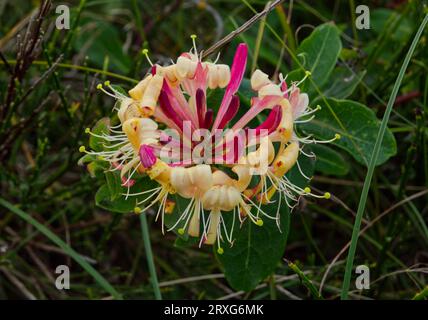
left=81, top=37, right=339, bottom=253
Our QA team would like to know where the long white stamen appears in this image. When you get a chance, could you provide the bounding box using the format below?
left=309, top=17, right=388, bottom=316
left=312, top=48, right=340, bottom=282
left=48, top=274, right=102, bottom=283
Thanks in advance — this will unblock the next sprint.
left=213, top=51, right=221, bottom=64
left=167, top=198, right=195, bottom=232
left=294, top=115, right=315, bottom=124
left=125, top=186, right=162, bottom=197
left=296, top=159, right=311, bottom=180
left=242, top=194, right=276, bottom=221
left=142, top=49, right=153, bottom=66
left=300, top=147, right=316, bottom=158
left=284, top=71, right=311, bottom=94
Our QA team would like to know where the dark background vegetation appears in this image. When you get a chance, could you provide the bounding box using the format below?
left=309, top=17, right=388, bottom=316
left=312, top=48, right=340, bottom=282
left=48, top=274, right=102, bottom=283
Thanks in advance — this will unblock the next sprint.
left=0, top=0, right=427, bottom=299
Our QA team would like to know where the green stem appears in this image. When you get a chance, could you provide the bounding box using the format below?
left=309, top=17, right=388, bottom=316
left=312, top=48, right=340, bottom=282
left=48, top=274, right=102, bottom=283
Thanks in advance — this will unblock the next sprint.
left=251, top=1, right=268, bottom=73
left=412, top=286, right=428, bottom=300
left=269, top=274, right=277, bottom=300
left=139, top=214, right=162, bottom=300
left=349, top=0, right=358, bottom=43
left=340, top=13, right=428, bottom=300
left=287, top=261, right=322, bottom=299
left=131, top=0, right=146, bottom=43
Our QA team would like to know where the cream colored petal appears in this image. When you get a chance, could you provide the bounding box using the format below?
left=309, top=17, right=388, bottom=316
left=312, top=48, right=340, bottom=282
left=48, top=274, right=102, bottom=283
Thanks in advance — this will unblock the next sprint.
left=251, top=69, right=270, bottom=91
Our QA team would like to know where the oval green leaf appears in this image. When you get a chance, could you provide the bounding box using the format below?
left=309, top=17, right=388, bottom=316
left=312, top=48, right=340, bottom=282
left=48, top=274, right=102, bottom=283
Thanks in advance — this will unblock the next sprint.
left=300, top=98, right=397, bottom=166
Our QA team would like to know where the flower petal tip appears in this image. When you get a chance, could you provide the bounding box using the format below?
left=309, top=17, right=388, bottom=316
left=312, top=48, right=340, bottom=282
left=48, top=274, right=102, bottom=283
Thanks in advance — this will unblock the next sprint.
left=139, top=144, right=157, bottom=168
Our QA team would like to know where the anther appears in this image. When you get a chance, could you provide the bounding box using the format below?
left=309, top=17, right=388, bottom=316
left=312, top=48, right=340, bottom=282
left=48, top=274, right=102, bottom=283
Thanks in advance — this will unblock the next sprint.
left=304, top=187, right=311, bottom=193
left=142, top=48, right=153, bottom=66
left=217, top=247, right=224, bottom=255
left=178, top=228, right=185, bottom=235
left=324, top=192, right=331, bottom=199
left=79, top=146, right=86, bottom=153
left=85, top=128, right=90, bottom=134
left=134, top=207, right=142, bottom=214
left=256, top=219, right=264, bottom=226
left=335, top=133, right=341, bottom=140
left=190, top=34, right=198, bottom=58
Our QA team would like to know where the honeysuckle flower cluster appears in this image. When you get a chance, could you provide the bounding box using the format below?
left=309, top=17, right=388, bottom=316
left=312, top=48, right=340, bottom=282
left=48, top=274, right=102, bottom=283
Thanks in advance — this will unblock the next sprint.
left=81, top=37, right=339, bottom=253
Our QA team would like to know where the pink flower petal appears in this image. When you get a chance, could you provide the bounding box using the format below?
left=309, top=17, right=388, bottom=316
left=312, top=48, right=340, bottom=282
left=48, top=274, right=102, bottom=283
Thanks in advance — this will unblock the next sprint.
left=232, top=95, right=282, bottom=130
left=158, top=90, right=185, bottom=131
left=139, top=144, right=157, bottom=168
left=162, top=80, right=196, bottom=128
left=151, top=65, right=157, bottom=75
left=218, top=95, right=240, bottom=129
left=280, top=81, right=288, bottom=99
left=293, top=93, right=309, bottom=119
left=254, top=105, right=282, bottom=135
left=226, top=43, right=248, bottom=94
left=196, top=88, right=206, bottom=127
left=212, top=43, right=248, bottom=130
left=203, top=109, right=214, bottom=129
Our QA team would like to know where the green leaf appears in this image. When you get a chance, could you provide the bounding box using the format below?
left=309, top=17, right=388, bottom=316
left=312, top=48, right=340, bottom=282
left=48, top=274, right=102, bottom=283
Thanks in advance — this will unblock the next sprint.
left=291, top=23, right=342, bottom=89
left=216, top=201, right=290, bottom=292
left=174, top=236, right=200, bottom=248
left=79, top=153, right=108, bottom=178
left=78, top=153, right=97, bottom=165
left=300, top=98, right=397, bottom=166
left=318, top=67, right=366, bottom=100
left=371, top=9, right=413, bottom=42
left=311, top=144, right=350, bottom=176
left=237, top=78, right=254, bottom=108
left=74, top=19, right=132, bottom=73
left=216, top=152, right=314, bottom=292
left=105, top=171, right=122, bottom=201
left=287, top=148, right=316, bottom=188
left=89, top=118, right=110, bottom=152
left=164, top=194, right=192, bottom=237
left=86, top=160, right=108, bottom=179
left=95, top=184, right=136, bottom=213
left=111, top=84, right=128, bottom=96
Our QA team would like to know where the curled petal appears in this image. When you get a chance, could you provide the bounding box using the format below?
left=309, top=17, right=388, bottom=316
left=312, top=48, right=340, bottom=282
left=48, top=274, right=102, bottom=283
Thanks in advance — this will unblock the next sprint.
left=251, top=69, right=270, bottom=91
left=227, top=43, right=248, bottom=94
left=218, top=95, right=240, bottom=129
left=202, top=185, right=242, bottom=212
left=203, top=109, right=214, bottom=129
left=196, top=88, right=206, bottom=126
left=170, top=164, right=213, bottom=198
left=272, top=142, right=300, bottom=177
left=139, top=144, right=157, bottom=169
left=158, top=90, right=184, bottom=131
left=292, top=92, right=309, bottom=119
left=232, top=95, right=282, bottom=130
left=213, top=43, right=248, bottom=130
left=254, top=105, right=283, bottom=135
